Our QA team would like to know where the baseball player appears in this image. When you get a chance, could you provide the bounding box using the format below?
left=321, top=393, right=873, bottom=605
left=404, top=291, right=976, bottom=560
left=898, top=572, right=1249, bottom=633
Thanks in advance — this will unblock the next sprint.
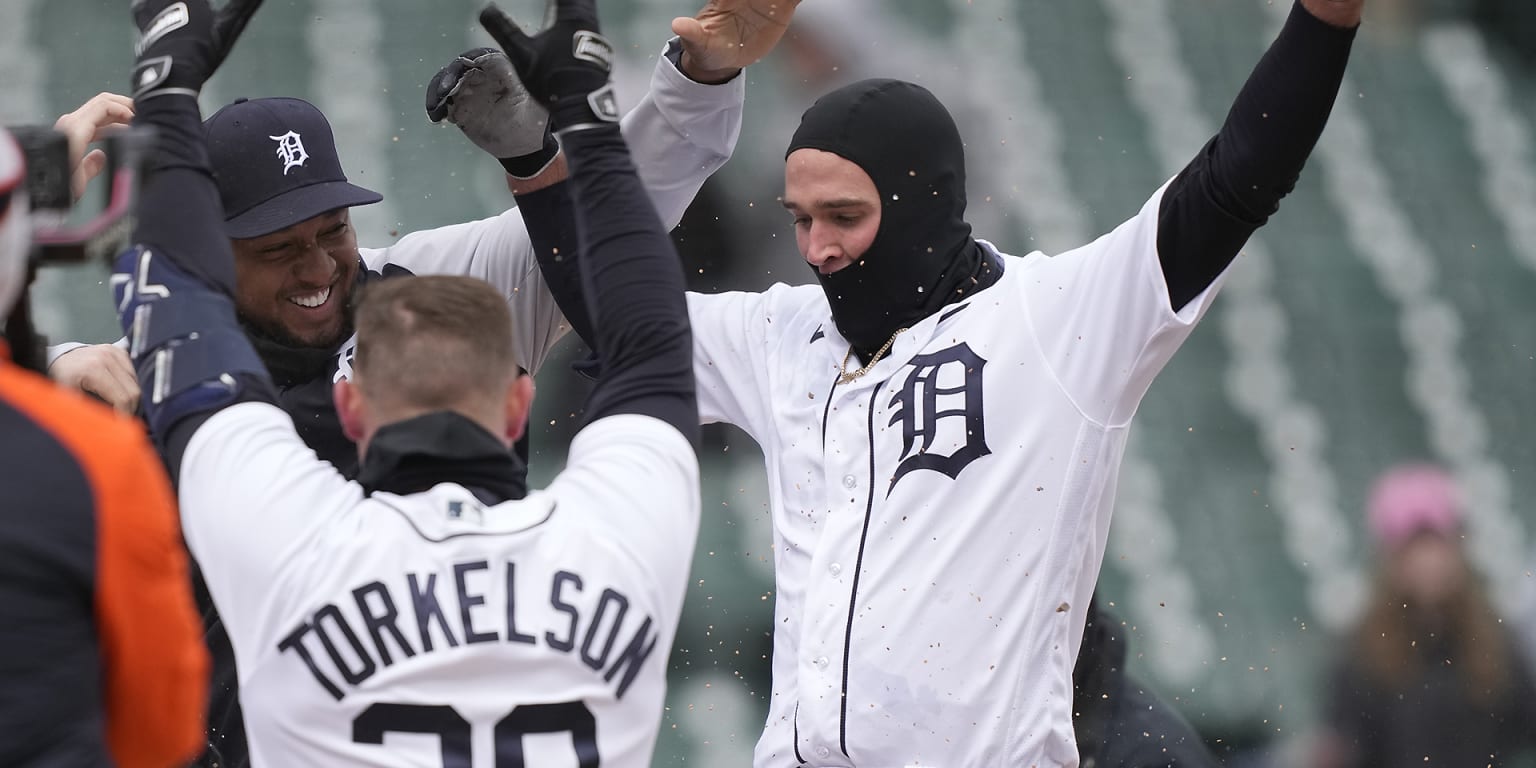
left=115, top=0, right=700, bottom=764
left=528, top=0, right=1366, bottom=764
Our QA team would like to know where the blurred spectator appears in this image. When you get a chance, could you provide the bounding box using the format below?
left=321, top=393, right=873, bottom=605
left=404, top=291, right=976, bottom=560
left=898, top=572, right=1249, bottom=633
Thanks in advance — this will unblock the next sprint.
left=1313, top=463, right=1536, bottom=768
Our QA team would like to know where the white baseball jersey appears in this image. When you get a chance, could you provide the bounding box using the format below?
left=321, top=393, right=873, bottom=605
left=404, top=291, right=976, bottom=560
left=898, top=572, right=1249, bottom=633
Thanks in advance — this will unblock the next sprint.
left=688, top=183, right=1225, bottom=767
left=178, top=406, right=699, bottom=767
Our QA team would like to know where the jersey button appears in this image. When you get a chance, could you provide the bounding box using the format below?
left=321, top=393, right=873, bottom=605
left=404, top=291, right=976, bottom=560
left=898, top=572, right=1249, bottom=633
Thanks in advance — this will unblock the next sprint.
left=842, top=474, right=857, bottom=489
left=814, top=655, right=830, bottom=669
left=829, top=563, right=842, bottom=577
left=816, top=746, right=832, bottom=759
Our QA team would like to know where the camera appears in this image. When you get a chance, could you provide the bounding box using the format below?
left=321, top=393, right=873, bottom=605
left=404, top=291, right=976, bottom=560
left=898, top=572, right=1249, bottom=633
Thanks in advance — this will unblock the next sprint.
left=6, top=123, right=153, bottom=265
left=7, top=126, right=73, bottom=213
left=2, top=123, right=153, bottom=373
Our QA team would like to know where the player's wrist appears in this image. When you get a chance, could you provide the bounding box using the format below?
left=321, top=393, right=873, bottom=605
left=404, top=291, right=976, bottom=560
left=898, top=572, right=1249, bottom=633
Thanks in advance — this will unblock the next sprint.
left=548, top=88, right=620, bottom=136
left=499, top=133, right=561, bottom=179
left=506, top=153, right=569, bottom=194
left=677, top=51, right=740, bottom=85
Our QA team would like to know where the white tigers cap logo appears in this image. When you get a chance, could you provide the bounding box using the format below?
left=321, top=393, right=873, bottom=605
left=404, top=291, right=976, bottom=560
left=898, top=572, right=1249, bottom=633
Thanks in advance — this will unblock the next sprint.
left=269, top=131, right=309, bottom=175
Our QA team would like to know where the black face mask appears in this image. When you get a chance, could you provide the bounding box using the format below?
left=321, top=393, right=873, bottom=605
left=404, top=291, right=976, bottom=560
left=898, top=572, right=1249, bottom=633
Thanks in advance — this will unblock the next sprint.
left=787, top=79, right=996, bottom=358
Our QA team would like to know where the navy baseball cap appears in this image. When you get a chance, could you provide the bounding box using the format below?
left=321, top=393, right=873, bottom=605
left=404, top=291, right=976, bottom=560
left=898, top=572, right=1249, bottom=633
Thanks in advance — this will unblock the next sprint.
left=205, top=97, right=382, bottom=239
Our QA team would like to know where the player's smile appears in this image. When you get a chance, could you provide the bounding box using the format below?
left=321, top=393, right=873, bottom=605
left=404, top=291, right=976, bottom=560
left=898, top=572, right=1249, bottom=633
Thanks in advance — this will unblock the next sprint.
left=282, top=279, right=341, bottom=322
left=233, top=208, right=360, bottom=347
left=288, top=284, right=331, bottom=309
left=277, top=276, right=347, bottom=340
left=265, top=263, right=352, bottom=345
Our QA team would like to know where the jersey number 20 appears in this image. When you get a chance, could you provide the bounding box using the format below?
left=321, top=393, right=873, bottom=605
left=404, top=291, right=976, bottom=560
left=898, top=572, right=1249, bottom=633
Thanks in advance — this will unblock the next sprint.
left=352, top=701, right=598, bottom=767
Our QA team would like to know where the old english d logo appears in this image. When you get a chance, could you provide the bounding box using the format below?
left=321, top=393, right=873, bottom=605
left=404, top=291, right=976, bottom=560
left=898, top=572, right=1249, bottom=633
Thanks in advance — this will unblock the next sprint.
left=886, top=343, right=990, bottom=492
left=269, top=131, right=308, bottom=175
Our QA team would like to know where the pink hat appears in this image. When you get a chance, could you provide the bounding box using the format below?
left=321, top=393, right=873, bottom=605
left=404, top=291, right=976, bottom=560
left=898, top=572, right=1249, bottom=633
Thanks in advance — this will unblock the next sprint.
left=1367, top=463, right=1462, bottom=550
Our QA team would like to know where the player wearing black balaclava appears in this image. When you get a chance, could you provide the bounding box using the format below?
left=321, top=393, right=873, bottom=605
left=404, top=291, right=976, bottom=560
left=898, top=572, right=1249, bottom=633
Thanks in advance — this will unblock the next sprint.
left=785, top=79, right=997, bottom=361
left=524, top=4, right=1359, bottom=764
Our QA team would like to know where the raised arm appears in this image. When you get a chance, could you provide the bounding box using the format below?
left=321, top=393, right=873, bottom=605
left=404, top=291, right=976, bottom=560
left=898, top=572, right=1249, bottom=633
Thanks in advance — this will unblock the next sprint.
left=517, top=0, right=801, bottom=354
left=112, top=0, right=275, bottom=470
left=372, top=27, right=750, bottom=376
left=1157, top=0, right=1361, bottom=310
left=482, top=0, right=697, bottom=442
left=113, top=0, right=368, bottom=636
left=495, top=0, right=793, bottom=208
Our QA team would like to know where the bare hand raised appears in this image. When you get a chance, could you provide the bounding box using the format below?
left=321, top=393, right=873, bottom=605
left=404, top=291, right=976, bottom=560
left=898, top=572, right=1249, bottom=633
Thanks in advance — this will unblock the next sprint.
left=672, top=0, right=802, bottom=84
left=52, top=93, right=135, bottom=201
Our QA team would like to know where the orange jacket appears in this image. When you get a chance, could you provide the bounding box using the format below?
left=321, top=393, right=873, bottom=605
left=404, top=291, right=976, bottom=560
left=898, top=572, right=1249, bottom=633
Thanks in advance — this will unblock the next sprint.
left=0, top=353, right=208, bottom=768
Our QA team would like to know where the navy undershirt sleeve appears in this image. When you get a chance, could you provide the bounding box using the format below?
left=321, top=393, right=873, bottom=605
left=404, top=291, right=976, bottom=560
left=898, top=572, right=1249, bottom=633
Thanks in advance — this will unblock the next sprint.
left=1157, top=0, right=1357, bottom=311
left=133, top=96, right=238, bottom=296
left=129, top=96, right=276, bottom=470
left=517, top=183, right=596, bottom=350
left=558, top=126, right=698, bottom=446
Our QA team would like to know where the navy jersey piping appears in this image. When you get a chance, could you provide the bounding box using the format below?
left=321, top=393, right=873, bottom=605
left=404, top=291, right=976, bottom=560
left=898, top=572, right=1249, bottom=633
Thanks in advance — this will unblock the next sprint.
left=818, top=375, right=838, bottom=454
left=374, top=496, right=558, bottom=543
left=938, top=303, right=969, bottom=323
left=792, top=702, right=806, bottom=764
left=839, top=380, right=885, bottom=757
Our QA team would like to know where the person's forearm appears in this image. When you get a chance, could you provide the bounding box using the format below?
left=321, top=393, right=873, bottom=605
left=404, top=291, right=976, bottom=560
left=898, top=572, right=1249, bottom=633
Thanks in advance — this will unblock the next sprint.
left=506, top=153, right=569, bottom=195
left=628, top=40, right=744, bottom=230
left=562, top=125, right=697, bottom=444
left=119, top=95, right=274, bottom=462
left=511, top=42, right=743, bottom=209
left=131, top=96, right=234, bottom=293
left=517, top=182, right=595, bottom=350
left=516, top=41, right=744, bottom=348
left=519, top=39, right=746, bottom=359
left=1156, top=0, right=1357, bottom=310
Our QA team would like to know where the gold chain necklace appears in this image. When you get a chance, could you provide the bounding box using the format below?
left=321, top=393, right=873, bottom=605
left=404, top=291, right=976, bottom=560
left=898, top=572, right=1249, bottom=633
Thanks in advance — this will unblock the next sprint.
left=838, top=327, right=909, bottom=384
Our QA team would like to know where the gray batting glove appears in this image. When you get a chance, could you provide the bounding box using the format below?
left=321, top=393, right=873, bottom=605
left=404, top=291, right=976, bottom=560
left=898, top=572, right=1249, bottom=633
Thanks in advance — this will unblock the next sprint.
left=426, top=47, right=560, bottom=178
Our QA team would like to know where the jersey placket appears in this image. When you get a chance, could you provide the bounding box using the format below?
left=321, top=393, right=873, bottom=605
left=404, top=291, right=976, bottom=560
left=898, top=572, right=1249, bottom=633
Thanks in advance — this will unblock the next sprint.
left=796, top=325, right=939, bottom=762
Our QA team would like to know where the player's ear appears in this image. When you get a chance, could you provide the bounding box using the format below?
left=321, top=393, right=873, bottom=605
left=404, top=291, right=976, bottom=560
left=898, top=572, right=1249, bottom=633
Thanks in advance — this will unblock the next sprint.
left=503, top=372, right=534, bottom=444
left=334, top=378, right=368, bottom=443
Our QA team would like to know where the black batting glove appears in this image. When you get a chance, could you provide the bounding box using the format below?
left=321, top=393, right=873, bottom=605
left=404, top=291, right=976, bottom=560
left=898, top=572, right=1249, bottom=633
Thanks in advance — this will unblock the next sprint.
left=131, top=0, right=264, bottom=101
left=479, top=0, right=619, bottom=136
left=425, top=47, right=560, bottom=179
